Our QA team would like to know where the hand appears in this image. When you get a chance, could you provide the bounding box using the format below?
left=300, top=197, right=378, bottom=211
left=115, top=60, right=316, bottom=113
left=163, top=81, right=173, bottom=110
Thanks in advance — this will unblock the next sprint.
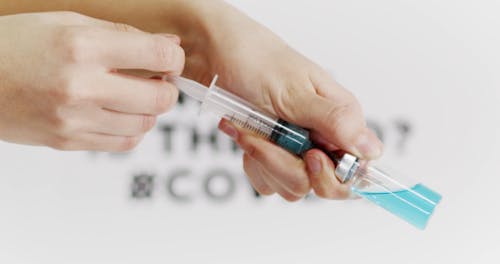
left=0, top=12, right=184, bottom=151
left=182, top=3, right=383, bottom=201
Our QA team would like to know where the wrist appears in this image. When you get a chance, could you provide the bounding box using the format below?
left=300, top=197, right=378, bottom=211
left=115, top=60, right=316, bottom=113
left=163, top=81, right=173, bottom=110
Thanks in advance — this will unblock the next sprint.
left=155, top=0, right=221, bottom=78
left=182, top=1, right=272, bottom=47
left=162, top=1, right=279, bottom=78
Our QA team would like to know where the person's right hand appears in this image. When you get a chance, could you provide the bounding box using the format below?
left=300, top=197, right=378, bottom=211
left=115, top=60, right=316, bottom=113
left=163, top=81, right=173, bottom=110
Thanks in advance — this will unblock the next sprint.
left=0, top=12, right=184, bottom=151
left=178, top=2, right=382, bottom=201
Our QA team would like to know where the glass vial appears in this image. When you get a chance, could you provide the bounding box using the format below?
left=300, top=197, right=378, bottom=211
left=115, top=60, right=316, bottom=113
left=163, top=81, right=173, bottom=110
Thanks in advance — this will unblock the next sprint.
left=335, top=153, right=442, bottom=229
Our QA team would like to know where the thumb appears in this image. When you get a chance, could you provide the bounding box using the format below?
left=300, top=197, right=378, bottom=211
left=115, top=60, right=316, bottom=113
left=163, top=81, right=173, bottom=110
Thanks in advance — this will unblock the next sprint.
left=279, top=79, right=383, bottom=160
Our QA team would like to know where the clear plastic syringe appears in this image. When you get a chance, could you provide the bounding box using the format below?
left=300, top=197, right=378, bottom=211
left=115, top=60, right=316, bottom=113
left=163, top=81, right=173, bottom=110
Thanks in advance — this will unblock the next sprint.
left=169, top=75, right=442, bottom=230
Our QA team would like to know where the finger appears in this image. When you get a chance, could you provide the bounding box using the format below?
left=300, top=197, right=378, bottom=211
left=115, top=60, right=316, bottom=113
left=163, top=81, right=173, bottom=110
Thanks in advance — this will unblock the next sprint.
left=90, top=17, right=182, bottom=46
left=71, top=14, right=182, bottom=44
left=243, top=154, right=301, bottom=201
left=261, top=168, right=302, bottom=202
left=242, top=154, right=275, bottom=196
left=101, top=30, right=185, bottom=73
left=53, top=133, right=144, bottom=152
left=84, top=108, right=157, bottom=136
left=304, top=149, right=352, bottom=199
left=55, top=12, right=143, bottom=33
left=88, top=17, right=144, bottom=33
left=69, top=26, right=185, bottom=73
left=92, top=73, right=179, bottom=115
left=86, top=16, right=181, bottom=44
left=218, top=119, right=310, bottom=197
left=240, top=135, right=310, bottom=197
left=84, top=133, right=145, bottom=152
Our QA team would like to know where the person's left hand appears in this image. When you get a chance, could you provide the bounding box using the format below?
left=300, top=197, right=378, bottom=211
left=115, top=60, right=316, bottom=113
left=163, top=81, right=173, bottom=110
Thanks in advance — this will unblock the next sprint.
left=181, top=4, right=383, bottom=201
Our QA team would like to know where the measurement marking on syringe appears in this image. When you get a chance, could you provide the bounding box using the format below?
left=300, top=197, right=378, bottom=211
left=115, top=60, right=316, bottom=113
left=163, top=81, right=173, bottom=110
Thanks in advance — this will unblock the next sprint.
left=229, top=114, right=270, bottom=138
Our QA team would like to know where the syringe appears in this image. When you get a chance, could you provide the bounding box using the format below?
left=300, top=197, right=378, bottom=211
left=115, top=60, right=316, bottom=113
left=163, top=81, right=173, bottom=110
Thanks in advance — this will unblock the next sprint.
left=169, top=75, right=442, bottom=230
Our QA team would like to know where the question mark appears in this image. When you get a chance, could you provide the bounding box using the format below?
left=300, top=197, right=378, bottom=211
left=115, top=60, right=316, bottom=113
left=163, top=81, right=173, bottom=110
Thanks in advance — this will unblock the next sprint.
left=394, top=119, right=412, bottom=154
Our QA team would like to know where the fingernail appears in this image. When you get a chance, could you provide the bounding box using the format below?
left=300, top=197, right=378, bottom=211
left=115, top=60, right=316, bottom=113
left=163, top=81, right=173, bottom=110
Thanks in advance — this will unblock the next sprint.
left=218, top=120, right=238, bottom=140
left=354, top=131, right=382, bottom=159
left=306, top=154, right=322, bottom=176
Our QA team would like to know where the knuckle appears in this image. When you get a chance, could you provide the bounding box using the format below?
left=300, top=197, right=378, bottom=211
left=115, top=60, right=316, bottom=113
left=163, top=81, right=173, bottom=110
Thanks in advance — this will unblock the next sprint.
left=324, top=101, right=356, bottom=134
left=153, top=85, right=177, bottom=114
left=48, top=110, right=73, bottom=134
left=52, top=118, right=69, bottom=133
left=245, top=175, right=270, bottom=195
left=55, top=26, right=91, bottom=64
left=52, top=77, right=85, bottom=105
left=48, top=135, right=73, bottom=151
left=249, top=175, right=274, bottom=196
left=48, top=86, right=70, bottom=105
left=244, top=143, right=259, bottom=160
left=141, top=115, right=157, bottom=132
left=330, top=187, right=350, bottom=200
left=271, top=85, right=301, bottom=120
left=168, top=83, right=179, bottom=104
left=271, top=80, right=318, bottom=122
left=119, top=136, right=142, bottom=152
left=314, top=186, right=347, bottom=200
left=288, top=177, right=310, bottom=196
left=239, top=137, right=262, bottom=160
left=313, top=187, right=329, bottom=199
left=152, top=36, right=174, bottom=67
left=258, top=187, right=275, bottom=196
left=171, top=45, right=185, bottom=74
left=281, top=192, right=301, bottom=202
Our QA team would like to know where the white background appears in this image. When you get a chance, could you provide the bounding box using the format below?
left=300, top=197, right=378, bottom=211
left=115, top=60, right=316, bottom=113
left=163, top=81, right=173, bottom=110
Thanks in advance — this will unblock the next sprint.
left=1, top=0, right=499, bottom=263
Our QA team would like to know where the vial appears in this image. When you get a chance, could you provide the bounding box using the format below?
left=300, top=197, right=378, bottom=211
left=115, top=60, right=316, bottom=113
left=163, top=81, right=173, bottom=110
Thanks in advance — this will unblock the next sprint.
left=334, top=153, right=442, bottom=229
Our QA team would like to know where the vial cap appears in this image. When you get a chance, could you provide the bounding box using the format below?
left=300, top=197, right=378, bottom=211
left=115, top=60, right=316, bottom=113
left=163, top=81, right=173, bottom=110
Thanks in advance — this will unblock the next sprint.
left=335, top=153, right=358, bottom=183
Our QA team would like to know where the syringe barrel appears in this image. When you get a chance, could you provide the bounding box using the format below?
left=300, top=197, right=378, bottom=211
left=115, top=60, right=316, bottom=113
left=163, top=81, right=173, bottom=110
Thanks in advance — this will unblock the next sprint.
left=336, top=154, right=442, bottom=229
left=200, top=85, right=313, bottom=155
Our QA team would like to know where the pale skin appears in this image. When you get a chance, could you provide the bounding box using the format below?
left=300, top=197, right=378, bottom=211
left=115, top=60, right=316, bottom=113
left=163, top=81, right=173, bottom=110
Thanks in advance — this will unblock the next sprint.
left=0, top=0, right=383, bottom=201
